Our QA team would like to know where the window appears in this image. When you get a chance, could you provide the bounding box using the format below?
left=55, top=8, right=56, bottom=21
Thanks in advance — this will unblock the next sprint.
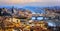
left=17, top=20, right=18, bottom=23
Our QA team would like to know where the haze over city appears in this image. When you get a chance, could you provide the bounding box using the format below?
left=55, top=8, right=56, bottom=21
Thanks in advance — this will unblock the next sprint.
left=0, top=0, right=59, bottom=7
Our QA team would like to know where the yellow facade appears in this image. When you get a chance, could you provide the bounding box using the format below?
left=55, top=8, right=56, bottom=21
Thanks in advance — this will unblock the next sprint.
left=0, top=17, right=21, bottom=31
left=5, top=18, right=20, bottom=23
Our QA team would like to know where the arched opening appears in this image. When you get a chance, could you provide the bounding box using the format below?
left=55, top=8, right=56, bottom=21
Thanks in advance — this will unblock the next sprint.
left=13, top=28, right=22, bottom=31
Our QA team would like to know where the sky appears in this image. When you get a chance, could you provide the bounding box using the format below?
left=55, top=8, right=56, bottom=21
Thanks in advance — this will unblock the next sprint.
left=0, top=0, right=59, bottom=7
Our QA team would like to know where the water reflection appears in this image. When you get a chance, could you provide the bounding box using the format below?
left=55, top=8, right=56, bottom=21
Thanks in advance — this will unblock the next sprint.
left=31, top=16, right=43, bottom=20
left=37, top=17, right=43, bottom=20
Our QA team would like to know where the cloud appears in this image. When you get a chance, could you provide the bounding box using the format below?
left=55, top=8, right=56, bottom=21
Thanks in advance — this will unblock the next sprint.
left=0, top=0, right=59, bottom=6
left=0, top=0, right=40, bottom=4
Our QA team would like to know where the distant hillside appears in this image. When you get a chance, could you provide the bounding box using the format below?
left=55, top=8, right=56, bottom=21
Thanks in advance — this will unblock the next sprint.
left=0, top=6, right=60, bottom=13
left=23, top=6, right=45, bottom=13
left=45, top=6, right=60, bottom=10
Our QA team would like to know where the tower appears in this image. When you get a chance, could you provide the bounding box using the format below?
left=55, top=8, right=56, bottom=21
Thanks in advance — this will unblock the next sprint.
left=12, top=6, right=14, bottom=13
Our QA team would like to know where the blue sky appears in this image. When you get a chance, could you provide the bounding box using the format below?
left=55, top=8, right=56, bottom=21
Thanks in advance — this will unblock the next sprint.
left=0, top=0, right=59, bottom=7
